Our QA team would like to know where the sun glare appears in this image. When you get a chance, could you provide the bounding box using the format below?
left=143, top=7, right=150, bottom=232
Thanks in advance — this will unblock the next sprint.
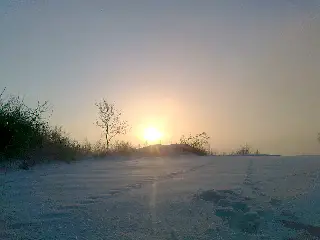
left=143, top=127, right=162, bottom=143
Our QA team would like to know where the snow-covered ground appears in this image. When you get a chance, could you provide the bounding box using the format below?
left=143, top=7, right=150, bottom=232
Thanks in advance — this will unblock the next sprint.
left=1, top=156, right=320, bottom=240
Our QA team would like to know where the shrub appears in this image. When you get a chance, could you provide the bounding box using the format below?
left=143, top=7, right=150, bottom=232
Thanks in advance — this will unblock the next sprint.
left=38, top=126, right=81, bottom=161
left=235, top=144, right=252, bottom=155
left=0, top=89, right=85, bottom=165
left=110, top=140, right=136, bottom=155
left=0, top=89, right=49, bottom=159
left=90, top=139, right=109, bottom=158
left=232, top=144, right=261, bottom=156
left=180, top=132, right=210, bottom=155
left=79, top=138, right=93, bottom=155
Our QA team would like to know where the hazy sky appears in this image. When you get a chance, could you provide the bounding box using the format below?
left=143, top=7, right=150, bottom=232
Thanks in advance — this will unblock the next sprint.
left=1, top=0, right=320, bottom=155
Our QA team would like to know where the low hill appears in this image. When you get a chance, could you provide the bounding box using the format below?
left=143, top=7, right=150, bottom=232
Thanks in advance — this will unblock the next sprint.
left=135, top=144, right=207, bottom=157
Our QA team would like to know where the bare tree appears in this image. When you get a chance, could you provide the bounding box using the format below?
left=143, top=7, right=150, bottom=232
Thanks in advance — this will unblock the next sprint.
left=95, top=99, right=129, bottom=149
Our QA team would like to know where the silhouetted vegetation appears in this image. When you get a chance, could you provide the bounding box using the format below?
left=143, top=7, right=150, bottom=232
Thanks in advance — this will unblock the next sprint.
left=0, top=90, right=137, bottom=169
left=95, top=99, right=129, bottom=149
left=180, top=132, right=211, bottom=155
left=207, top=143, right=265, bottom=156
left=110, top=140, right=136, bottom=156
left=213, top=144, right=264, bottom=156
left=77, top=139, right=136, bottom=158
left=79, top=139, right=109, bottom=158
left=178, top=134, right=264, bottom=156
left=1, top=89, right=276, bottom=169
left=0, top=89, right=48, bottom=160
left=0, top=89, right=89, bottom=168
left=233, top=144, right=256, bottom=155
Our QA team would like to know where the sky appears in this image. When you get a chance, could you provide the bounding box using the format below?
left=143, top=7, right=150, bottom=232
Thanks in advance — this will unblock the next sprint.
left=1, top=0, right=320, bottom=155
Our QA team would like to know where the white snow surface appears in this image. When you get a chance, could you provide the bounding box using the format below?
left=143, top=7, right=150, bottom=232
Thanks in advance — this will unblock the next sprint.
left=1, top=156, right=320, bottom=240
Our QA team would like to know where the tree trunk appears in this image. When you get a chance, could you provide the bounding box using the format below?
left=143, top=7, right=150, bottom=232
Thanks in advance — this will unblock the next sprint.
left=105, top=134, right=109, bottom=150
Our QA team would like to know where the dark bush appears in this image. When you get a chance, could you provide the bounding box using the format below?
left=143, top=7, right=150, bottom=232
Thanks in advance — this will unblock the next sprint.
left=235, top=144, right=252, bottom=155
left=0, top=89, right=49, bottom=159
left=0, top=89, right=85, bottom=165
left=180, top=132, right=210, bottom=155
left=231, top=144, right=261, bottom=156
left=110, top=140, right=136, bottom=155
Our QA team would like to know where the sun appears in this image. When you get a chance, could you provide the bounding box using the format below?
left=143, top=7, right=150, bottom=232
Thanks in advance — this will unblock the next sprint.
left=143, top=127, right=162, bottom=143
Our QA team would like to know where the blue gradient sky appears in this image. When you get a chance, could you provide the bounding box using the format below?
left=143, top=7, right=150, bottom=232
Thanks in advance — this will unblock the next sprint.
left=1, top=0, right=320, bottom=155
